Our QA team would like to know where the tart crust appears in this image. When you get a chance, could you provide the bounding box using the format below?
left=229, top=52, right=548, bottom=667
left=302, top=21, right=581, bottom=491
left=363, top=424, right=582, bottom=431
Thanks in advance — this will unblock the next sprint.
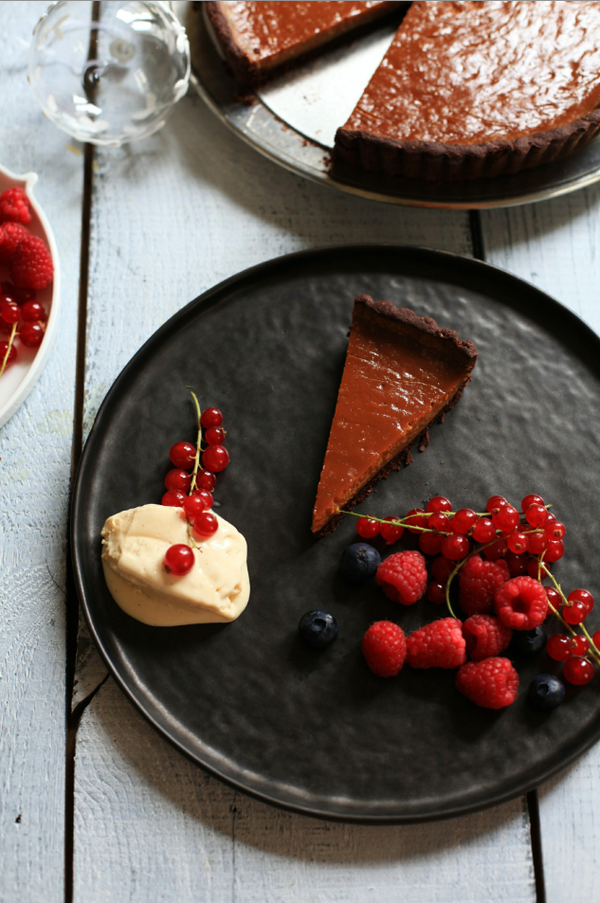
left=312, top=295, right=477, bottom=536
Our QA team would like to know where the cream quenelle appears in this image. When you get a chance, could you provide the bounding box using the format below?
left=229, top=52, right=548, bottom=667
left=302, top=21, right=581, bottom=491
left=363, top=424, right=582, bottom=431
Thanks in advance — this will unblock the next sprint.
left=101, top=503, right=250, bottom=626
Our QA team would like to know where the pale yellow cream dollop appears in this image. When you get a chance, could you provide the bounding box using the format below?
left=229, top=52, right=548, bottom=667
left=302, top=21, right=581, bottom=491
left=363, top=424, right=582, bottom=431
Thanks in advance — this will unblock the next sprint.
left=101, top=504, right=250, bottom=626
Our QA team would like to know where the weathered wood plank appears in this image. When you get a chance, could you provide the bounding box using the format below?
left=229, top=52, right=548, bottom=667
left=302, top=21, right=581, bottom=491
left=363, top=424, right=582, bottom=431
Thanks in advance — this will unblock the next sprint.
left=73, top=88, right=536, bottom=901
left=0, top=2, right=83, bottom=899
left=481, top=188, right=600, bottom=902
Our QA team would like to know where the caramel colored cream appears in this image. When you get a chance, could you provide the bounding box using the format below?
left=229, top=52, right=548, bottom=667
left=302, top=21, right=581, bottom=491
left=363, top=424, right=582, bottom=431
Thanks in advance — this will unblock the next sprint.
left=342, top=1, right=600, bottom=145
left=101, top=504, right=250, bottom=627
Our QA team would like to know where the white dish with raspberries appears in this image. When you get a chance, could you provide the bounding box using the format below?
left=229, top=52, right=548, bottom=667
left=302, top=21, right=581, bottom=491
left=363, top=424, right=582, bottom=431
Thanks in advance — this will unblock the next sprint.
left=0, top=163, right=60, bottom=430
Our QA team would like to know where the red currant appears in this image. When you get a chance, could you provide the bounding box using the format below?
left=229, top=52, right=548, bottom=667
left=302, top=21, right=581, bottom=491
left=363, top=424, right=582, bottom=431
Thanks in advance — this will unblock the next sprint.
left=379, top=516, right=404, bottom=544
left=563, top=600, right=588, bottom=625
left=521, top=493, right=544, bottom=512
left=202, top=445, right=229, bottom=473
left=164, top=468, right=191, bottom=493
left=183, top=494, right=209, bottom=518
left=545, top=587, right=562, bottom=610
left=405, top=508, right=426, bottom=534
left=483, top=538, right=507, bottom=561
left=440, top=533, right=469, bottom=561
left=429, top=511, right=451, bottom=532
left=0, top=341, right=17, bottom=366
left=431, top=555, right=455, bottom=583
left=419, top=531, right=442, bottom=556
left=525, top=503, right=548, bottom=528
left=161, top=489, right=185, bottom=507
left=527, top=558, right=542, bottom=579
left=506, top=551, right=529, bottom=576
left=507, top=531, right=528, bottom=554
left=568, top=589, right=594, bottom=614
left=193, top=489, right=213, bottom=510
left=426, top=496, right=452, bottom=513
left=194, top=511, right=219, bottom=538
left=569, top=636, right=589, bottom=656
left=452, top=508, right=477, bottom=534
left=164, top=544, right=194, bottom=576
left=486, top=495, right=508, bottom=515
left=545, top=520, right=566, bottom=540
left=593, top=631, right=600, bottom=652
left=205, top=426, right=225, bottom=445
left=0, top=299, right=20, bottom=323
left=545, top=539, right=564, bottom=562
left=169, top=440, right=196, bottom=469
left=493, top=505, right=519, bottom=533
left=2, top=282, right=35, bottom=302
left=200, top=406, right=223, bottom=428
left=547, top=633, right=572, bottom=661
left=426, top=581, right=446, bottom=604
left=20, top=300, right=47, bottom=322
left=563, top=656, right=594, bottom=686
left=527, top=531, right=548, bottom=555
left=471, top=517, right=496, bottom=543
left=19, top=322, right=45, bottom=347
left=196, top=470, right=216, bottom=492
left=356, top=517, right=379, bottom=539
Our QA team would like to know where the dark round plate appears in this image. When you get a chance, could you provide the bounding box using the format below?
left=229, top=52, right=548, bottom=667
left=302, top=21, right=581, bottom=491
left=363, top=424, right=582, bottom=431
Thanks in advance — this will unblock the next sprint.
left=72, top=245, right=600, bottom=823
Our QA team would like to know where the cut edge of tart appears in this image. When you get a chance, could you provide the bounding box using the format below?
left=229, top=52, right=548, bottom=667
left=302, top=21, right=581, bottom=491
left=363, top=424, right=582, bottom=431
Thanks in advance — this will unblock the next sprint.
left=311, top=295, right=477, bottom=536
left=205, top=1, right=405, bottom=87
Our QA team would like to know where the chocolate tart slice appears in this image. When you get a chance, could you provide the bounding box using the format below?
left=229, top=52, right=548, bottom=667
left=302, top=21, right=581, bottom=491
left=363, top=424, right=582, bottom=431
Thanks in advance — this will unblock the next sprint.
left=334, top=0, right=600, bottom=181
left=312, top=295, right=477, bottom=535
left=206, top=1, right=404, bottom=87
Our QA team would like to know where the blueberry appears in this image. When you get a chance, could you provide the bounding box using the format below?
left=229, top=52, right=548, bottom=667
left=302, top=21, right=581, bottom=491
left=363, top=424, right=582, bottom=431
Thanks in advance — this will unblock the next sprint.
left=339, top=543, right=381, bottom=583
left=511, top=626, right=547, bottom=656
left=527, top=674, right=565, bottom=712
left=298, top=610, right=339, bottom=649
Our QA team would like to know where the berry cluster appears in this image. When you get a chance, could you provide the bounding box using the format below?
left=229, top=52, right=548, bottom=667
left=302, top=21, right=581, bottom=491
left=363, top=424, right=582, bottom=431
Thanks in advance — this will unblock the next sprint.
left=0, top=188, right=53, bottom=378
left=161, top=392, right=230, bottom=576
left=324, top=493, right=595, bottom=710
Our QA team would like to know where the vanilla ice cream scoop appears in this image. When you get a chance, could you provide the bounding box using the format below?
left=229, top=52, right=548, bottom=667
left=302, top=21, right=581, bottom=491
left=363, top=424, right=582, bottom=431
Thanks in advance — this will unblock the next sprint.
left=101, top=504, right=250, bottom=626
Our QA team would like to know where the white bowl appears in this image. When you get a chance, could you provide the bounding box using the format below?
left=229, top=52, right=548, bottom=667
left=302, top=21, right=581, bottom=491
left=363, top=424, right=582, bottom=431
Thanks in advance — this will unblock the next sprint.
left=0, top=163, right=60, bottom=429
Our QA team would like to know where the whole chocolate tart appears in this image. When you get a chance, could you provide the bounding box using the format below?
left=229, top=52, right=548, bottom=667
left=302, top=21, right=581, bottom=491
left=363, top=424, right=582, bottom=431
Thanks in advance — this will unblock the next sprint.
left=334, top=1, right=600, bottom=181
left=312, top=295, right=477, bottom=535
left=206, top=1, right=404, bottom=87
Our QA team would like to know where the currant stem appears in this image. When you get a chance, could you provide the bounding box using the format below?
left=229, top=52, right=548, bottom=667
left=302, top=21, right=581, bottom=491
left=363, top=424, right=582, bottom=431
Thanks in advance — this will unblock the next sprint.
left=0, top=322, right=17, bottom=378
left=540, top=563, right=600, bottom=665
left=188, top=390, right=203, bottom=495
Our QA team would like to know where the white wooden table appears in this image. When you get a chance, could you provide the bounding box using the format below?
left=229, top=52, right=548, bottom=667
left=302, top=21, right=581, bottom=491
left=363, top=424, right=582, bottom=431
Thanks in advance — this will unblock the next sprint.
left=1, top=3, right=599, bottom=900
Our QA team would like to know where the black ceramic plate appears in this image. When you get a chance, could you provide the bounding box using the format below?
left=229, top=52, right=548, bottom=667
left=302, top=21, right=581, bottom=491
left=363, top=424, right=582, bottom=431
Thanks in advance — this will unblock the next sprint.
left=72, top=246, right=600, bottom=823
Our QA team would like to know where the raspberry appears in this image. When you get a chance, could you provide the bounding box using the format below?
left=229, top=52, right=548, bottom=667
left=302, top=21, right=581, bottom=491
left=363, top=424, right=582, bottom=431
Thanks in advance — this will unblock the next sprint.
left=494, top=576, right=548, bottom=630
left=375, top=550, right=427, bottom=605
left=10, top=235, right=54, bottom=290
left=456, top=657, right=519, bottom=709
left=361, top=621, right=406, bottom=677
left=459, top=554, right=510, bottom=616
left=0, top=222, right=29, bottom=265
left=463, top=614, right=512, bottom=661
left=406, top=617, right=466, bottom=669
left=0, top=187, right=31, bottom=225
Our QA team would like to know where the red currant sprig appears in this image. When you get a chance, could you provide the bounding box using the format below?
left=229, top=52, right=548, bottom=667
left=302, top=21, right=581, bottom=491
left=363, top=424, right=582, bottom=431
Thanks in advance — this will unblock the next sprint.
left=162, top=392, right=229, bottom=574
left=0, top=285, right=47, bottom=377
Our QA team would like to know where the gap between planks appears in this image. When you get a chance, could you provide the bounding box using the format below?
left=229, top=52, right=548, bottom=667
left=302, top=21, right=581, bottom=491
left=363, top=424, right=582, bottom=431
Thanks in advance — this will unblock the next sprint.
left=65, top=139, right=96, bottom=903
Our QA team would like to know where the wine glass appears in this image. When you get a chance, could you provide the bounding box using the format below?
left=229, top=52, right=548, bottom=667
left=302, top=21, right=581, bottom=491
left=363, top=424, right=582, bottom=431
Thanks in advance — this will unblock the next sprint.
left=29, top=1, right=191, bottom=146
